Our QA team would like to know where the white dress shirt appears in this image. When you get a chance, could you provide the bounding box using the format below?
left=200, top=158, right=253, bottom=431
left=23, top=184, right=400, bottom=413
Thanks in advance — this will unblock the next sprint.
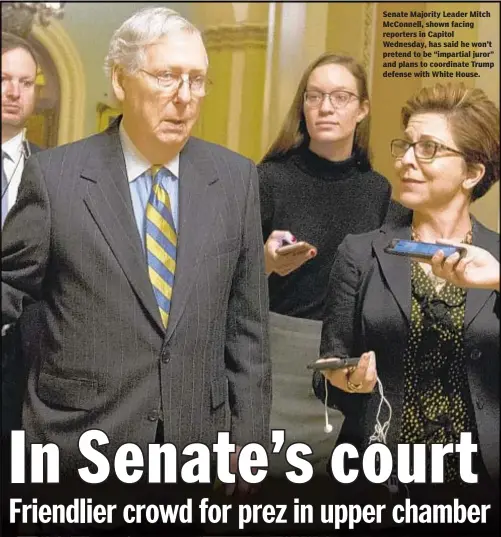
left=118, top=123, right=180, bottom=249
left=2, top=130, right=27, bottom=217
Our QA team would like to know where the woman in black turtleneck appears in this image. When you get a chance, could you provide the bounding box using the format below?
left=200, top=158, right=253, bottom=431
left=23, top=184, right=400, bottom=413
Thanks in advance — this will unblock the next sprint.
left=258, top=53, right=391, bottom=477
left=259, top=53, right=392, bottom=320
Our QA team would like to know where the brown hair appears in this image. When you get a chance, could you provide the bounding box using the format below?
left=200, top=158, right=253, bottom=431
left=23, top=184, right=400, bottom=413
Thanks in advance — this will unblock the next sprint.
left=261, top=52, right=371, bottom=164
left=1, top=32, right=39, bottom=68
left=401, top=82, right=500, bottom=202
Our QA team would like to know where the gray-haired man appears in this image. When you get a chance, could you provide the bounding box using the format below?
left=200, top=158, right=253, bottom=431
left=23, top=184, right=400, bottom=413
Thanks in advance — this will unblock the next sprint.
left=2, top=7, right=271, bottom=530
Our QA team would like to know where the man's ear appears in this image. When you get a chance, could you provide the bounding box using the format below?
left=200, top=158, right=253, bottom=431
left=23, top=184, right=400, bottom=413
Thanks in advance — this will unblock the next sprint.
left=462, top=162, right=485, bottom=192
left=111, top=67, right=125, bottom=103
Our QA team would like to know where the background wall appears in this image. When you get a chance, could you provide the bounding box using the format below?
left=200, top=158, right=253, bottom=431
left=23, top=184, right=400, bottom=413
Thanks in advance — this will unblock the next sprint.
left=17, top=1, right=500, bottom=231
left=58, top=2, right=192, bottom=137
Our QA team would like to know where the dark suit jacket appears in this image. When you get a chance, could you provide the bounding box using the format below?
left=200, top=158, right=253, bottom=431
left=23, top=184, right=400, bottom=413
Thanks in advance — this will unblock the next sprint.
left=2, top=140, right=42, bottom=435
left=2, top=121, right=271, bottom=473
left=314, top=206, right=500, bottom=480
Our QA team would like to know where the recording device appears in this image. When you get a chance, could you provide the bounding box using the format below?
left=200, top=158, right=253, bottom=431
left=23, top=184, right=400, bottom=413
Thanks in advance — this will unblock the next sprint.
left=307, top=357, right=360, bottom=371
left=384, top=239, right=467, bottom=260
left=276, top=241, right=316, bottom=256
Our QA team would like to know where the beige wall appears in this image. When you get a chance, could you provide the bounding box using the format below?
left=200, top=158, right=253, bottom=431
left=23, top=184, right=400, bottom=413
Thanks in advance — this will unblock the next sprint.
left=369, top=2, right=499, bottom=231
left=33, top=2, right=499, bottom=230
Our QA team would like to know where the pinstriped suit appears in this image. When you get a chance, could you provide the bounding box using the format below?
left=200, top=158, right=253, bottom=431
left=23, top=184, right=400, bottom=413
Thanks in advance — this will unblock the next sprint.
left=1, top=120, right=271, bottom=473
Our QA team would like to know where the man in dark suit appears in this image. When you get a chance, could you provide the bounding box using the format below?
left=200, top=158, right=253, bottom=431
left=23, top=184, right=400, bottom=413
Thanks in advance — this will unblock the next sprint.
left=2, top=6, right=271, bottom=529
left=1, top=31, right=44, bottom=534
left=1, top=29, right=42, bottom=462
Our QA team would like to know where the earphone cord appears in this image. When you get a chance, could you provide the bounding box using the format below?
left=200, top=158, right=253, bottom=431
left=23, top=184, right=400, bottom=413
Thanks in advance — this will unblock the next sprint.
left=322, top=371, right=409, bottom=497
left=323, top=377, right=332, bottom=433
left=369, top=376, right=392, bottom=445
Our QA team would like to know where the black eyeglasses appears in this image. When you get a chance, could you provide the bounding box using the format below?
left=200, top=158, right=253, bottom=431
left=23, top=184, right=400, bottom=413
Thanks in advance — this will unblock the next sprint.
left=304, top=90, right=359, bottom=109
left=139, top=69, right=212, bottom=96
left=391, top=139, right=464, bottom=161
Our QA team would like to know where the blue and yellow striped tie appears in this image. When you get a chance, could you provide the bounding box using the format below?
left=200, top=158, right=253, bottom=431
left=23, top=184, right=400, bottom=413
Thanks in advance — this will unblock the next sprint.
left=146, top=165, right=177, bottom=328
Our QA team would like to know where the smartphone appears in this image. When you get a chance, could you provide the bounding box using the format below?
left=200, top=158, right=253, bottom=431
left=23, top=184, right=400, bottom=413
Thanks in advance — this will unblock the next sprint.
left=384, top=239, right=467, bottom=260
left=276, top=241, right=315, bottom=256
left=307, top=357, right=360, bottom=371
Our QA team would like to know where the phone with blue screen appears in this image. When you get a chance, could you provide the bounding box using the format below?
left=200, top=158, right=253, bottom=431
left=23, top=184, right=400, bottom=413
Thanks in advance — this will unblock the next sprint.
left=385, top=239, right=467, bottom=260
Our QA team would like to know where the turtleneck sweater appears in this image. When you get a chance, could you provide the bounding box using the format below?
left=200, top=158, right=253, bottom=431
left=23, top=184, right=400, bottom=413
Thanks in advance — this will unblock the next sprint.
left=258, top=146, right=392, bottom=320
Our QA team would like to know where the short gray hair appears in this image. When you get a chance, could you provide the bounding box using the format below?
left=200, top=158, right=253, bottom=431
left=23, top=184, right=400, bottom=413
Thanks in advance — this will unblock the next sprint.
left=104, top=7, right=204, bottom=77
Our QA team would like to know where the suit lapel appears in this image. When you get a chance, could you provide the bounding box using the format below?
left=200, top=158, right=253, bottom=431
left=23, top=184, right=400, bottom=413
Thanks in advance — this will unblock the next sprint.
left=164, top=138, right=220, bottom=342
left=376, top=208, right=498, bottom=329
left=464, top=218, right=499, bottom=329
left=373, top=207, right=413, bottom=324
left=81, top=122, right=164, bottom=335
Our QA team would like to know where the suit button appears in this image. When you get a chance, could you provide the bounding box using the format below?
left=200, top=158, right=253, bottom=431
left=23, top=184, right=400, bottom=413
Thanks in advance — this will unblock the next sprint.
left=476, top=398, right=485, bottom=410
left=470, top=349, right=482, bottom=361
left=148, top=410, right=160, bottom=422
left=161, top=354, right=170, bottom=364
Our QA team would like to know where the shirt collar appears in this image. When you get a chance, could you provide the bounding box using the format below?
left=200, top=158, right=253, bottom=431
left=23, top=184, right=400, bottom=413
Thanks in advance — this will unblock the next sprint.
left=2, top=130, right=25, bottom=161
left=118, top=121, right=180, bottom=182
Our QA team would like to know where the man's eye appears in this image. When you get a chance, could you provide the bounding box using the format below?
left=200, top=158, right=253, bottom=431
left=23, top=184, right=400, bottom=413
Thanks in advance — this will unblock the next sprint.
left=159, top=73, right=176, bottom=81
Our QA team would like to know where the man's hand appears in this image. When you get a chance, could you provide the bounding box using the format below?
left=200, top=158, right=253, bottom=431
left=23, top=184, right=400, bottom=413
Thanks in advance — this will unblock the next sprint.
left=223, top=446, right=258, bottom=497
left=264, top=230, right=316, bottom=276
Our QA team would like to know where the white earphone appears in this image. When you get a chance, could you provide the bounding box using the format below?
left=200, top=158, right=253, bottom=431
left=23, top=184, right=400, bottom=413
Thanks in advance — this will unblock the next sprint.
left=323, top=376, right=333, bottom=433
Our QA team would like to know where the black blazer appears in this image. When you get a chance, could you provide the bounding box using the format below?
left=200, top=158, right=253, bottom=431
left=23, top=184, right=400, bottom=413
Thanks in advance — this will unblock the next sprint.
left=314, top=205, right=500, bottom=480
left=2, top=120, right=271, bottom=471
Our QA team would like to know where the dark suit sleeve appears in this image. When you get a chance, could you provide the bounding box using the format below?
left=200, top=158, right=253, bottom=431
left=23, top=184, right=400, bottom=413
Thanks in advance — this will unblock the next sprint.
left=225, top=160, right=271, bottom=447
left=313, top=235, right=370, bottom=416
left=257, top=163, right=274, bottom=242
left=2, top=155, right=50, bottom=326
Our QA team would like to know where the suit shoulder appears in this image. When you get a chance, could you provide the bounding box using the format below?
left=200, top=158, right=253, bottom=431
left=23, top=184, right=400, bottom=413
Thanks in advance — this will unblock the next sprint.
left=187, top=137, right=254, bottom=168
left=337, top=228, right=381, bottom=264
left=473, top=217, right=500, bottom=258
left=342, top=228, right=381, bottom=248
left=475, top=218, right=500, bottom=241
left=30, top=134, right=100, bottom=165
left=27, top=141, right=42, bottom=154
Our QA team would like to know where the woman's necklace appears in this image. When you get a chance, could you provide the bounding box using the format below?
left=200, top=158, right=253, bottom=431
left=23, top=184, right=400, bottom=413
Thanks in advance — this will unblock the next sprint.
left=411, top=224, right=473, bottom=291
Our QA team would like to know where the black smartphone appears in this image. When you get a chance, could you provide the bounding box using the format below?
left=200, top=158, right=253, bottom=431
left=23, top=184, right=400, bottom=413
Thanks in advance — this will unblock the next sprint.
left=384, top=239, right=467, bottom=260
left=307, top=357, right=360, bottom=371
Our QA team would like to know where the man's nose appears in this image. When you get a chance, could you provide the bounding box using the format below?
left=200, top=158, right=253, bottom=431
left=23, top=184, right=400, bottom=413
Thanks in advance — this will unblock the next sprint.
left=173, top=74, right=192, bottom=104
left=175, top=81, right=192, bottom=104
left=3, top=80, right=21, bottom=99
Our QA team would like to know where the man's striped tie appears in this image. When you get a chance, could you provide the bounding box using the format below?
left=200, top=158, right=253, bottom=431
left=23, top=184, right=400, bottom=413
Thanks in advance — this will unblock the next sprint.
left=146, top=165, right=177, bottom=328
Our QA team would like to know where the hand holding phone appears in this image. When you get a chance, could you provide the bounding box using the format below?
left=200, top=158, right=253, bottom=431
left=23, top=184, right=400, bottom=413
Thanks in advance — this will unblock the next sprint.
left=307, top=357, right=360, bottom=371
left=264, top=231, right=317, bottom=277
left=384, top=239, right=467, bottom=260
left=276, top=241, right=316, bottom=256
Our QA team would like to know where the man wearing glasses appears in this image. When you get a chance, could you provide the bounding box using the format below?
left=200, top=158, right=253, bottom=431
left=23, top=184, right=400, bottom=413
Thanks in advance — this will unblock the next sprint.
left=2, top=7, right=270, bottom=530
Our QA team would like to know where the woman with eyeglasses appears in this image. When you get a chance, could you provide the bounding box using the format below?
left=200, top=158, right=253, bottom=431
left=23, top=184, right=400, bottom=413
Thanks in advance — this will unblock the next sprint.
left=314, top=83, right=500, bottom=498
left=257, top=53, right=391, bottom=476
